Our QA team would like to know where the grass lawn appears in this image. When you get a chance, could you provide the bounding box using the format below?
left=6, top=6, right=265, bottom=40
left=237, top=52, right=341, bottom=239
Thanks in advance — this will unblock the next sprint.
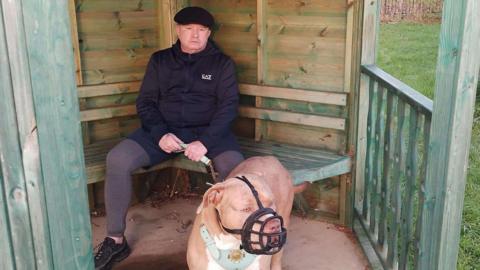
left=378, top=22, right=480, bottom=270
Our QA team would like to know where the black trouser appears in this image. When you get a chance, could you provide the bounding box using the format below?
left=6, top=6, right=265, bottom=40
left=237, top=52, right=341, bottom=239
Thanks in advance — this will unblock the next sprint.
left=105, top=139, right=244, bottom=237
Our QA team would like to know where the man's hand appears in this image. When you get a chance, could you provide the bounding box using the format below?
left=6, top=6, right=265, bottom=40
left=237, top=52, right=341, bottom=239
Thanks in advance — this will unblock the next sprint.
left=184, top=141, right=207, bottom=162
left=159, top=133, right=184, bottom=153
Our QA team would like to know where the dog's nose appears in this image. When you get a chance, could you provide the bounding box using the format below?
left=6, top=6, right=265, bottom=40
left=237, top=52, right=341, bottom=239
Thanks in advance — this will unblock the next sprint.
left=264, top=219, right=281, bottom=233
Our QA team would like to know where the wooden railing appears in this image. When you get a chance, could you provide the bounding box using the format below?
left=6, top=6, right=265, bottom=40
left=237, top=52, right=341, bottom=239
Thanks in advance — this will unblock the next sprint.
left=356, top=65, right=434, bottom=270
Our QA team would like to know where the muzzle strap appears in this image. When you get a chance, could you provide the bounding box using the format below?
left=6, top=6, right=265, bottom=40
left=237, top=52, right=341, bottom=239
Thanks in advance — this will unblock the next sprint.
left=234, top=176, right=264, bottom=208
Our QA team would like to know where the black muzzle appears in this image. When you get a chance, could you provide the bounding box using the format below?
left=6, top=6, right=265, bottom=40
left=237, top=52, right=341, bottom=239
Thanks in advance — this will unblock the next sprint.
left=222, top=176, right=287, bottom=255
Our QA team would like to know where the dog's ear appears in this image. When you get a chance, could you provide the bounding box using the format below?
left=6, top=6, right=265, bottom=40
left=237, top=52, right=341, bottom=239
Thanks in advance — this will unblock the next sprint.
left=196, top=183, right=225, bottom=214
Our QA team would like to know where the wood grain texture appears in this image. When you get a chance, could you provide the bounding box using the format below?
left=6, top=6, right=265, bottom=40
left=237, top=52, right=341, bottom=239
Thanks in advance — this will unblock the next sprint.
left=355, top=0, right=380, bottom=218
left=75, top=3, right=159, bottom=85
left=239, top=106, right=346, bottom=130
left=80, top=104, right=137, bottom=122
left=83, top=137, right=351, bottom=185
left=240, top=84, right=348, bottom=105
left=255, top=0, right=267, bottom=141
left=0, top=6, right=37, bottom=268
left=419, top=0, right=480, bottom=269
left=1, top=1, right=57, bottom=268
left=398, top=108, right=420, bottom=270
left=346, top=0, right=364, bottom=228
left=22, top=0, right=94, bottom=268
left=378, top=91, right=394, bottom=247
left=69, top=0, right=83, bottom=85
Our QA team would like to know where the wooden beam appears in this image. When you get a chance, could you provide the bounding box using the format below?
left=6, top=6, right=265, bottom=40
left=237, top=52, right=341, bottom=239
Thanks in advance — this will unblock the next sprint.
left=68, top=0, right=83, bottom=85
left=77, top=81, right=141, bottom=98
left=239, top=107, right=346, bottom=131
left=0, top=4, right=37, bottom=269
left=1, top=0, right=57, bottom=268
left=21, top=0, right=94, bottom=268
left=355, top=0, right=380, bottom=214
left=419, top=0, right=480, bottom=269
left=239, top=84, right=347, bottom=106
left=345, top=0, right=364, bottom=228
left=255, top=0, right=267, bottom=141
left=158, top=0, right=174, bottom=49
left=80, top=104, right=137, bottom=122
left=362, top=65, right=433, bottom=114
left=77, top=81, right=348, bottom=105
left=344, top=0, right=355, bottom=94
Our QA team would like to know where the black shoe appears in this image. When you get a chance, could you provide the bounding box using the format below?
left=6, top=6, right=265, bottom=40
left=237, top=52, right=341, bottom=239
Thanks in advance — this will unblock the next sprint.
left=94, top=237, right=131, bottom=270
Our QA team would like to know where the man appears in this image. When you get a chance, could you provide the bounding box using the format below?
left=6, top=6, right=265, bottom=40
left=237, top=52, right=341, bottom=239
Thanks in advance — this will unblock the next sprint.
left=94, top=7, right=244, bottom=270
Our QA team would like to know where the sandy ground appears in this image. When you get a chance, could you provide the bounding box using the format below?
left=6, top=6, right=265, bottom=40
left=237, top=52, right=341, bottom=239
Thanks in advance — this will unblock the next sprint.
left=91, top=198, right=369, bottom=270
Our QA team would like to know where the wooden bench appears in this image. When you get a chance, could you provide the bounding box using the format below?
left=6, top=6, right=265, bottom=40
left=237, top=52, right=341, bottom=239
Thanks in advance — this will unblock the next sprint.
left=78, top=82, right=351, bottom=186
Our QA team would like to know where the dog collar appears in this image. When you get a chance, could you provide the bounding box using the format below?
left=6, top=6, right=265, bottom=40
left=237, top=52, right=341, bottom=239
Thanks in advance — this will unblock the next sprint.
left=199, top=225, right=257, bottom=270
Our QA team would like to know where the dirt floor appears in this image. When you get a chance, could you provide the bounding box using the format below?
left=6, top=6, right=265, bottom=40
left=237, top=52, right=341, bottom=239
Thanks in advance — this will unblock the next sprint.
left=91, top=197, right=369, bottom=270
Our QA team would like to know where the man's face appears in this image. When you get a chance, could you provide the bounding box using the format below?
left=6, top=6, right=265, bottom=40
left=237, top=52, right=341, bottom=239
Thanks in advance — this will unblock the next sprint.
left=176, top=24, right=211, bottom=54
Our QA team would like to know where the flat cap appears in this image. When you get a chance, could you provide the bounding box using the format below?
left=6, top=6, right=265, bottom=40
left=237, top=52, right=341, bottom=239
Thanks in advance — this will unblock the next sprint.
left=174, top=7, right=214, bottom=29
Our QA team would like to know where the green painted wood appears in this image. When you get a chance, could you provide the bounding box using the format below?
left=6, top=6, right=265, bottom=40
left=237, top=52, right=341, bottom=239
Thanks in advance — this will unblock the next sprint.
left=0, top=3, right=43, bottom=268
left=362, top=78, right=376, bottom=221
left=353, top=213, right=385, bottom=270
left=370, top=85, right=385, bottom=234
left=0, top=165, right=15, bottom=270
left=419, top=0, right=480, bottom=268
left=345, top=0, right=365, bottom=228
left=386, top=99, right=405, bottom=268
left=21, top=0, right=94, bottom=269
left=361, top=65, right=433, bottom=114
left=0, top=11, right=18, bottom=268
left=356, top=0, right=380, bottom=220
left=379, top=92, right=394, bottom=247
left=84, top=137, right=351, bottom=186
left=414, top=116, right=431, bottom=268
left=359, top=66, right=436, bottom=269
left=398, top=108, right=420, bottom=270
left=1, top=0, right=56, bottom=268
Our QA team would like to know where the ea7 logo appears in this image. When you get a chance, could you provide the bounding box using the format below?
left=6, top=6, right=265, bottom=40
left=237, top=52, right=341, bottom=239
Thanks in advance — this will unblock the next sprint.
left=201, top=74, right=212, bottom=80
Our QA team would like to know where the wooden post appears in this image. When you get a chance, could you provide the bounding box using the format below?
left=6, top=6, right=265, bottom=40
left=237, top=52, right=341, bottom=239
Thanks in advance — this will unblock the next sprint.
left=0, top=5, right=39, bottom=269
left=68, top=0, right=83, bottom=85
left=355, top=0, right=380, bottom=213
left=158, top=0, right=190, bottom=49
left=255, top=0, right=267, bottom=141
left=345, top=0, right=365, bottom=227
left=418, top=0, right=480, bottom=269
left=1, top=1, right=94, bottom=269
left=158, top=0, right=174, bottom=49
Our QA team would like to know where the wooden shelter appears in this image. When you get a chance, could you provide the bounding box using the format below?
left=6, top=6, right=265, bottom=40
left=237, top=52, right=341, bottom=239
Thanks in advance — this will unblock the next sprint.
left=1, top=0, right=478, bottom=269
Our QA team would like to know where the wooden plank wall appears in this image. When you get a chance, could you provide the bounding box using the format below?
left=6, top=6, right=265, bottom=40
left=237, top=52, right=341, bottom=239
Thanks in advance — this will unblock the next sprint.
left=263, top=0, right=348, bottom=151
left=73, top=0, right=163, bottom=143
left=419, top=0, right=480, bottom=268
left=1, top=0, right=94, bottom=269
left=75, top=0, right=160, bottom=85
left=192, top=0, right=349, bottom=153
left=71, top=0, right=355, bottom=221
left=191, top=0, right=351, bottom=219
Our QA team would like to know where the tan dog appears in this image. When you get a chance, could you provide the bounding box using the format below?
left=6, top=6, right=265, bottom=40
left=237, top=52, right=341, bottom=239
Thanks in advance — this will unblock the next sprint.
left=187, top=156, right=295, bottom=270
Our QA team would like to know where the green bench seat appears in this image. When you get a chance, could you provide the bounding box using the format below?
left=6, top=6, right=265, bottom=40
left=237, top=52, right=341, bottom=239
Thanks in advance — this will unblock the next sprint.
left=84, top=137, right=351, bottom=185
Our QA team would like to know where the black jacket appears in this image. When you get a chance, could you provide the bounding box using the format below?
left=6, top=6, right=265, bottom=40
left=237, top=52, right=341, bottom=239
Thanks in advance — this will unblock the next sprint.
left=134, top=40, right=239, bottom=151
